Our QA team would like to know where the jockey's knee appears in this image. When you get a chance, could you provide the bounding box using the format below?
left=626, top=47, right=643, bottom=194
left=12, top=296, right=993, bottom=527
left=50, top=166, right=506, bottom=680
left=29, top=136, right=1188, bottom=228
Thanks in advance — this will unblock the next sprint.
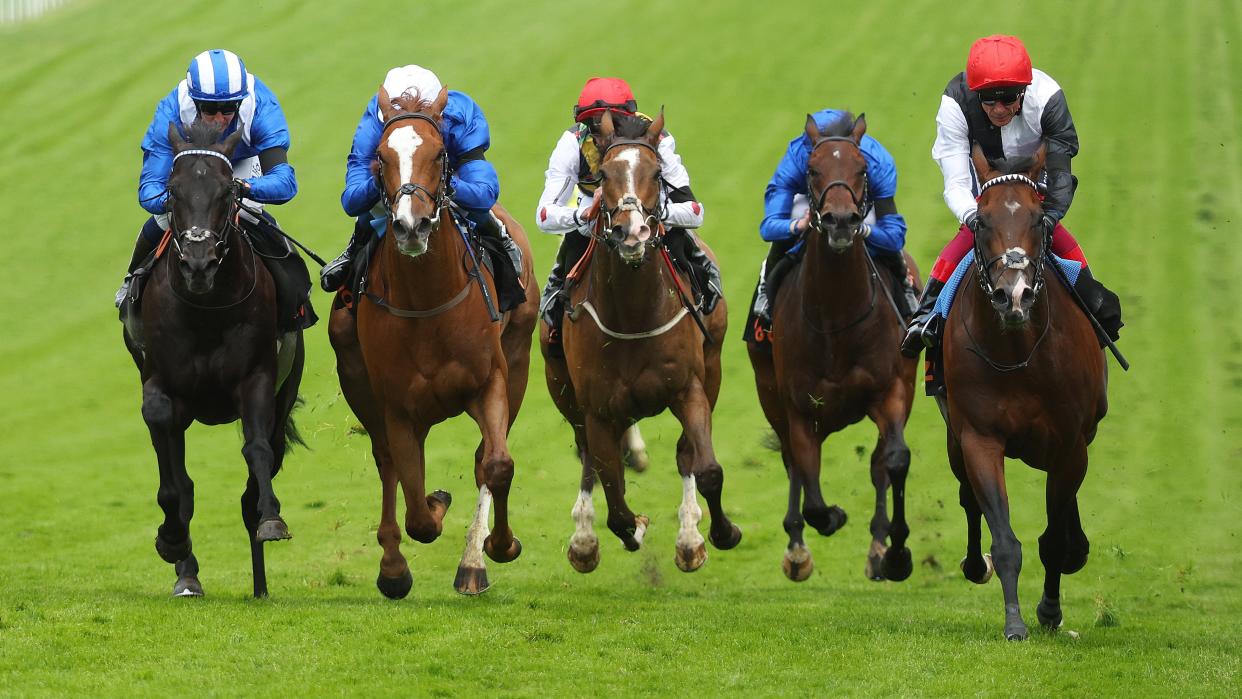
left=140, top=216, right=166, bottom=246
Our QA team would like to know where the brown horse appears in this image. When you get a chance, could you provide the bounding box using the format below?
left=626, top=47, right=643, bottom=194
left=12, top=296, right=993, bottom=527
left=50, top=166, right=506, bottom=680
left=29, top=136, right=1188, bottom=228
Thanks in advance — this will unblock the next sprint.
left=540, top=110, right=741, bottom=573
left=121, top=122, right=305, bottom=598
left=749, top=113, right=920, bottom=583
left=328, top=86, right=538, bottom=598
left=941, top=145, right=1108, bottom=640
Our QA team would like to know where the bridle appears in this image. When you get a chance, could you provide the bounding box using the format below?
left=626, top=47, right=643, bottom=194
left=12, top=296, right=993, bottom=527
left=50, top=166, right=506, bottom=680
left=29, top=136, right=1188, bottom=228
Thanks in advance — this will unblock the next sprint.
left=805, top=136, right=871, bottom=235
left=167, top=148, right=239, bottom=264
left=377, top=112, right=450, bottom=228
left=592, top=139, right=666, bottom=248
left=971, top=173, right=1049, bottom=301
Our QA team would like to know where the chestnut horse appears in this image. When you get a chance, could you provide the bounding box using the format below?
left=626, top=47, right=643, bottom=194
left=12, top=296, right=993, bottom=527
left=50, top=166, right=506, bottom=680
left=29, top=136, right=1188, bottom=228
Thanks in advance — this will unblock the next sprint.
left=540, top=111, right=741, bottom=573
left=941, top=145, right=1108, bottom=640
left=121, top=122, right=305, bottom=598
left=328, top=86, right=538, bottom=598
left=749, top=113, right=920, bottom=583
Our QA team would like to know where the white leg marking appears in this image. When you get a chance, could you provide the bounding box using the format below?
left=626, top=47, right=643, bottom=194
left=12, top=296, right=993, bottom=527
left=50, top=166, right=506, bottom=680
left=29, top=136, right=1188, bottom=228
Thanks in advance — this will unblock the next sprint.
left=386, top=125, right=422, bottom=230
left=676, top=475, right=705, bottom=553
left=459, top=485, right=492, bottom=571
left=569, top=489, right=596, bottom=552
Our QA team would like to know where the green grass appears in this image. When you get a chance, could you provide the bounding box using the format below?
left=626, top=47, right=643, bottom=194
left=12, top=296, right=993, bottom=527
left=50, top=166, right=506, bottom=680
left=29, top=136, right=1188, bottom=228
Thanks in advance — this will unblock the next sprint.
left=2, top=0, right=1241, bottom=695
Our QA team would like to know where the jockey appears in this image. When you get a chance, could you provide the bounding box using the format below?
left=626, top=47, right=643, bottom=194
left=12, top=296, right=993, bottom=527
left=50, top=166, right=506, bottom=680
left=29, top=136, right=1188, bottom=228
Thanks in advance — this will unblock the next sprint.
left=535, top=77, right=720, bottom=354
left=117, top=48, right=297, bottom=306
left=319, top=65, right=524, bottom=309
left=901, top=34, right=1123, bottom=356
left=748, top=109, right=916, bottom=340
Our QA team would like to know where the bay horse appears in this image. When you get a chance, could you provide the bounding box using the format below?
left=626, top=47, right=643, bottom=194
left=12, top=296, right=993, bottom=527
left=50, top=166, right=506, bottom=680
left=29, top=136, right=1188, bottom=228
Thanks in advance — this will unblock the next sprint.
left=540, top=110, right=741, bottom=574
left=748, top=113, right=920, bottom=583
left=328, top=86, right=538, bottom=598
left=941, top=145, right=1108, bottom=640
left=121, top=121, right=305, bottom=598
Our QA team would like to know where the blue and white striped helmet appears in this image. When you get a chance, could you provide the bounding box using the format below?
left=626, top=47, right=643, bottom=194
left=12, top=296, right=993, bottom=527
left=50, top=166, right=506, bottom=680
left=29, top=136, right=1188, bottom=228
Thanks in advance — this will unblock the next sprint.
left=186, top=49, right=248, bottom=102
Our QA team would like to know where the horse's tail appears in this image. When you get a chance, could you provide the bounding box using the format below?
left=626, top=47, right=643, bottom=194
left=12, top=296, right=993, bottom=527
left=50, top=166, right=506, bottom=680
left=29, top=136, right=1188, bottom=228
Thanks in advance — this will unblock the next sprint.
left=282, top=395, right=308, bottom=453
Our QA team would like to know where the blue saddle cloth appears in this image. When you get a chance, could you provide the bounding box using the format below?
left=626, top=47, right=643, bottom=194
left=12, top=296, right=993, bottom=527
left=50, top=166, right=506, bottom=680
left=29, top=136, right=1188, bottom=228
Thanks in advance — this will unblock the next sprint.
left=934, top=250, right=1083, bottom=319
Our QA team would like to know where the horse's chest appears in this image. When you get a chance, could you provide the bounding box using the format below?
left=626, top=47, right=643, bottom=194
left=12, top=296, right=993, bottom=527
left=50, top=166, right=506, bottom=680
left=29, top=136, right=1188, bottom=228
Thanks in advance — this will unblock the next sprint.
left=579, top=355, right=693, bottom=418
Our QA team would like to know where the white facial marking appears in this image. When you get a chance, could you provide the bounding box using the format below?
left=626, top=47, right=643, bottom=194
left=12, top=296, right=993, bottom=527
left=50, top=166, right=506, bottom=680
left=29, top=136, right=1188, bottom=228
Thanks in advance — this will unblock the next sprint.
left=614, top=147, right=650, bottom=246
left=386, top=125, right=422, bottom=228
left=458, top=485, right=492, bottom=572
left=832, top=148, right=841, bottom=159
left=1010, top=275, right=1031, bottom=313
left=1004, top=199, right=1021, bottom=215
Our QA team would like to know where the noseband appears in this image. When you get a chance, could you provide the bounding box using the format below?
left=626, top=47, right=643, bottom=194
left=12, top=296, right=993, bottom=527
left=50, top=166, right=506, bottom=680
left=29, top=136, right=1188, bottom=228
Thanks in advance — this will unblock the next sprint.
left=378, top=112, right=449, bottom=227
left=593, top=140, right=666, bottom=246
left=972, top=174, right=1048, bottom=300
left=806, top=136, right=871, bottom=235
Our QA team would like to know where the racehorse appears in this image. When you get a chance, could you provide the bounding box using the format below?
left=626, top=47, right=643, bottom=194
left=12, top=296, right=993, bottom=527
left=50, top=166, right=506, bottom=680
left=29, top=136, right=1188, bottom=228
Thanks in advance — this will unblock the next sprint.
left=540, top=110, right=741, bottom=574
left=941, top=144, right=1108, bottom=639
left=749, top=113, right=920, bottom=583
left=328, top=86, right=539, bottom=598
left=121, top=121, right=305, bottom=598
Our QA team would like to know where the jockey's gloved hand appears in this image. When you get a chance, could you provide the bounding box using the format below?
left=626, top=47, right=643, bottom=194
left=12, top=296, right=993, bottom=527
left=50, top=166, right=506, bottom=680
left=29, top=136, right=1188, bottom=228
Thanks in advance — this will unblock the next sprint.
left=859, top=222, right=872, bottom=238
left=232, top=179, right=252, bottom=200
left=965, top=211, right=983, bottom=234
left=572, top=194, right=598, bottom=229
left=1039, top=213, right=1058, bottom=239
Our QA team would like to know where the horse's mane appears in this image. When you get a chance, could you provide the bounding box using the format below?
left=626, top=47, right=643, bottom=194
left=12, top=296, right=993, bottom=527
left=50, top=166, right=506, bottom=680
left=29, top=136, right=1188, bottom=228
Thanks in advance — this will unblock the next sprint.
left=388, top=90, right=438, bottom=117
left=186, top=120, right=227, bottom=148
left=989, top=153, right=1039, bottom=176
left=611, top=112, right=653, bottom=140
left=811, top=111, right=856, bottom=139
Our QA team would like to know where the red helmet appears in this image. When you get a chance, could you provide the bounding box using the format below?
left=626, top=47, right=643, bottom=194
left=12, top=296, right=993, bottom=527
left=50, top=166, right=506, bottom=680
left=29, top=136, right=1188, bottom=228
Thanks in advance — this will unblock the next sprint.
left=966, top=35, right=1033, bottom=91
left=573, top=77, right=637, bottom=122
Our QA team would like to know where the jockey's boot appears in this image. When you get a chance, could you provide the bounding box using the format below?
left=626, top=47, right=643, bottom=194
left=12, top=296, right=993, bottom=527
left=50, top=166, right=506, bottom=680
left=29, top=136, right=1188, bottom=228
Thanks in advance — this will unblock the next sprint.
left=476, top=211, right=523, bottom=278
left=319, top=219, right=371, bottom=292
left=873, top=249, right=920, bottom=319
left=115, top=233, right=158, bottom=308
left=753, top=266, right=773, bottom=326
left=899, top=261, right=920, bottom=320
left=672, top=230, right=722, bottom=315
left=1073, top=266, right=1123, bottom=343
left=900, top=278, right=946, bottom=358
left=472, top=211, right=525, bottom=312
left=541, top=232, right=591, bottom=358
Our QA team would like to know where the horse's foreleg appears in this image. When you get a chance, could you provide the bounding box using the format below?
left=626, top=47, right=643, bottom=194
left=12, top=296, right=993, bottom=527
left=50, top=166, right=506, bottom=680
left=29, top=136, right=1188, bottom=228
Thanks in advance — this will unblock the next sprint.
left=671, top=383, right=741, bottom=561
left=472, top=374, right=520, bottom=566
left=238, top=372, right=289, bottom=543
left=586, top=415, right=647, bottom=551
left=385, top=417, right=448, bottom=545
left=787, top=413, right=845, bottom=537
left=567, top=427, right=600, bottom=573
left=374, top=444, right=413, bottom=600
left=781, top=447, right=813, bottom=581
left=868, top=384, right=914, bottom=582
left=951, top=433, right=992, bottom=584
left=143, top=381, right=200, bottom=596
left=672, top=434, right=707, bottom=573
left=1037, top=442, right=1089, bottom=630
left=961, top=430, right=1026, bottom=640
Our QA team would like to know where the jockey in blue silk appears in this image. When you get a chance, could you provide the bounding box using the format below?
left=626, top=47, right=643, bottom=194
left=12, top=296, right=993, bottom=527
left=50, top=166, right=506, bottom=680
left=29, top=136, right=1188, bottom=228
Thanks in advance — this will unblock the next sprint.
left=319, top=65, right=523, bottom=308
left=747, top=109, right=917, bottom=339
left=116, top=49, right=298, bottom=306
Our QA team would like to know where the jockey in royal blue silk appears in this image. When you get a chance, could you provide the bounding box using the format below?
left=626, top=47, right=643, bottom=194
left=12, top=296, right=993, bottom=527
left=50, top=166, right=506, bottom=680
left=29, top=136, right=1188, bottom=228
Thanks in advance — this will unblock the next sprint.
left=117, top=49, right=298, bottom=307
left=319, top=65, right=525, bottom=310
left=746, top=109, right=916, bottom=343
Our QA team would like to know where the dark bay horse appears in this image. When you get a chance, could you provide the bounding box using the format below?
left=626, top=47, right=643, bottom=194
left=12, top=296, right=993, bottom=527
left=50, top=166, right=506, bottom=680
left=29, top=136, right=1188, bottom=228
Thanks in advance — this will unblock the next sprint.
left=540, top=110, right=741, bottom=574
left=328, top=86, right=538, bottom=598
left=942, top=145, right=1108, bottom=640
left=749, top=113, right=920, bottom=583
left=121, top=122, right=305, bottom=598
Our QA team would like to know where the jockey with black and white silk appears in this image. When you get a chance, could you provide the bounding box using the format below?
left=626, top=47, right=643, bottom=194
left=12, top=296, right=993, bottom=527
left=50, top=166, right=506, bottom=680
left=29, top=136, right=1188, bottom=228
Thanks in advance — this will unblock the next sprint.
left=535, top=77, right=720, bottom=353
left=745, top=109, right=917, bottom=346
left=318, top=65, right=524, bottom=309
left=116, top=49, right=298, bottom=306
left=901, top=34, right=1123, bottom=357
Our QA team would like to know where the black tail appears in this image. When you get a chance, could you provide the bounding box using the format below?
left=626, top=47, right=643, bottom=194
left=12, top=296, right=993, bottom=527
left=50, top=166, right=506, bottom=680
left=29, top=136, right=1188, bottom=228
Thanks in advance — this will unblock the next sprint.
left=282, top=395, right=307, bottom=453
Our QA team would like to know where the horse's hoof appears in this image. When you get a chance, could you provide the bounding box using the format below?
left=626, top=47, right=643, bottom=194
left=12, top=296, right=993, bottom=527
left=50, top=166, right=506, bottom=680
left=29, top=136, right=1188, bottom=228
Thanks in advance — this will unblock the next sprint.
left=674, top=542, right=707, bottom=572
left=622, top=515, right=650, bottom=552
left=453, top=565, right=490, bottom=596
left=806, top=505, right=848, bottom=537
left=255, top=518, right=292, bottom=543
left=865, top=552, right=886, bottom=581
left=154, top=535, right=191, bottom=564
left=960, top=553, right=994, bottom=584
left=484, top=535, right=522, bottom=564
left=881, top=546, right=913, bottom=582
left=1036, top=596, right=1063, bottom=629
left=710, top=523, right=743, bottom=550
left=376, top=570, right=413, bottom=600
left=568, top=537, right=600, bottom=574
left=1005, top=624, right=1030, bottom=641
left=782, top=544, right=814, bottom=582
left=172, top=576, right=203, bottom=597
left=429, top=489, right=453, bottom=511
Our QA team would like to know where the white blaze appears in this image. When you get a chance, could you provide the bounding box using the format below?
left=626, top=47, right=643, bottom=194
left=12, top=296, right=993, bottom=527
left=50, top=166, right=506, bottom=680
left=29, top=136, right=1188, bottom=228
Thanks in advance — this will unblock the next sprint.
left=386, top=126, right=423, bottom=229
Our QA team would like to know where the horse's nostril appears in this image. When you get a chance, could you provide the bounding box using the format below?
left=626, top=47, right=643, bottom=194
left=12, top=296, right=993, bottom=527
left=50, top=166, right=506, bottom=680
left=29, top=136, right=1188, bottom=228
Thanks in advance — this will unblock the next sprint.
left=1021, top=288, right=1037, bottom=307
left=991, top=288, right=1008, bottom=306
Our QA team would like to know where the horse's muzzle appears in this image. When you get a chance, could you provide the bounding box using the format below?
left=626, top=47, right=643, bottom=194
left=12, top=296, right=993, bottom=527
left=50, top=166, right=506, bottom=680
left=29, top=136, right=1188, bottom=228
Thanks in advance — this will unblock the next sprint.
left=991, top=284, right=1036, bottom=327
left=393, top=216, right=435, bottom=257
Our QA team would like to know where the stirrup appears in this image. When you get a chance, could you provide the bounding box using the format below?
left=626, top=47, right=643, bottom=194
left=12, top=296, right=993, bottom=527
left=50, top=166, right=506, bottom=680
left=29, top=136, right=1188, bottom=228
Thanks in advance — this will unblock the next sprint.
left=115, top=277, right=131, bottom=309
left=319, top=250, right=352, bottom=292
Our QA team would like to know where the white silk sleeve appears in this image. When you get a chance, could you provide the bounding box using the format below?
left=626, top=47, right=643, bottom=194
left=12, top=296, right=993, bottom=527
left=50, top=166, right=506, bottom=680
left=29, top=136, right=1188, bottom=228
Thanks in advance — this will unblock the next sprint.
left=931, top=95, right=978, bottom=224
left=535, top=131, right=585, bottom=234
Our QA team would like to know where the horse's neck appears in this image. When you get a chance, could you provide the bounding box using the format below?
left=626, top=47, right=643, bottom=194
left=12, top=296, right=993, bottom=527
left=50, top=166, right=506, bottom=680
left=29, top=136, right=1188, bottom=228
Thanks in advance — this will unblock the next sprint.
left=585, top=248, right=681, bottom=322
left=376, top=217, right=470, bottom=300
left=799, top=234, right=873, bottom=320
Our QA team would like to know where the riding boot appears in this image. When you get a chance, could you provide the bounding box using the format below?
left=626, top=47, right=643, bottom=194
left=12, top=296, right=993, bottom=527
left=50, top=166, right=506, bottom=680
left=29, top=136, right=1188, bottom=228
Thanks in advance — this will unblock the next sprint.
left=872, top=248, right=920, bottom=320
left=320, top=218, right=371, bottom=292
left=899, top=278, right=946, bottom=357
left=1072, top=266, right=1123, bottom=343
left=898, top=259, right=919, bottom=320
left=115, top=231, right=159, bottom=308
left=475, top=211, right=522, bottom=277
left=471, top=210, right=525, bottom=312
left=542, top=231, right=590, bottom=358
left=678, top=231, right=722, bottom=315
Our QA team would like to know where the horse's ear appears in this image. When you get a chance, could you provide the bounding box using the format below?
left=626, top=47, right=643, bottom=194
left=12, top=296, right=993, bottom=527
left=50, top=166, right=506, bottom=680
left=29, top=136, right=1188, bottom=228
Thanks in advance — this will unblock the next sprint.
left=851, top=113, right=867, bottom=144
left=971, top=143, right=996, bottom=182
left=377, top=85, right=396, bottom=121
left=217, top=128, right=243, bottom=157
left=1029, top=143, right=1047, bottom=179
left=646, top=106, right=665, bottom=145
left=430, top=86, right=449, bottom=119
left=598, top=109, right=616, bottom=142
left=804, top=114, right=820, bottom=142
left=168, top=122, right=186, bottom=152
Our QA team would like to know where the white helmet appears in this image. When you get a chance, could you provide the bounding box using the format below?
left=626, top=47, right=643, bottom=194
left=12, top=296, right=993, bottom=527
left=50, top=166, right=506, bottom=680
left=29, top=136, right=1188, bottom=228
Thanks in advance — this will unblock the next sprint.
left=381, top=65, right=443, bottom=105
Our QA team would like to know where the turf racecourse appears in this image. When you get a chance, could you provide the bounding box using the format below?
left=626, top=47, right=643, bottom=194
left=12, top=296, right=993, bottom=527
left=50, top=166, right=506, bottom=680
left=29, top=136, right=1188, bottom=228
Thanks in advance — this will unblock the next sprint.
left=2, top=0, right=1240, bottom=694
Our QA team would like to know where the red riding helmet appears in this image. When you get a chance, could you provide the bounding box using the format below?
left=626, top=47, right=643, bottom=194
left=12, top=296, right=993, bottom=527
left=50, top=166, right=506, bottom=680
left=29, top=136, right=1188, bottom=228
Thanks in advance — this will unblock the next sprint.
left=966, top=35, right=1033, bottom=91
left=573, top=77, right=637, bottom=122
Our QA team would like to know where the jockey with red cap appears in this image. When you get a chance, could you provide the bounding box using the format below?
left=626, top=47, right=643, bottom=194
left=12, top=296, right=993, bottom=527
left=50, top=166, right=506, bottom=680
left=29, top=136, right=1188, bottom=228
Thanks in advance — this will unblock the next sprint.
left=534, top=77, right=720, bottom=355
left=901, top=35, right=1123, bottom=356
